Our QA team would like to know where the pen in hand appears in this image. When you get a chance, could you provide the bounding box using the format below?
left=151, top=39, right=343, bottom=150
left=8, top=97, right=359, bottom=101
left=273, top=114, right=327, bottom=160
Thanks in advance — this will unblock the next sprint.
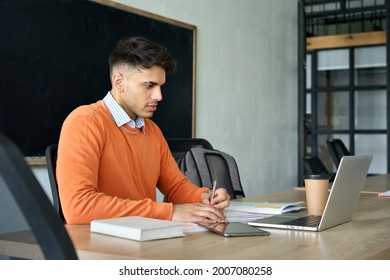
left=210, top=180, right=217, bottom=205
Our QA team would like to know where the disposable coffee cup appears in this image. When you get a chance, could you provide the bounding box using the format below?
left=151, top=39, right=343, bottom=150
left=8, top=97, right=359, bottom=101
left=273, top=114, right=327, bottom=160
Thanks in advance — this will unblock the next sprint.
left=303, top=173, right=330, bottom=216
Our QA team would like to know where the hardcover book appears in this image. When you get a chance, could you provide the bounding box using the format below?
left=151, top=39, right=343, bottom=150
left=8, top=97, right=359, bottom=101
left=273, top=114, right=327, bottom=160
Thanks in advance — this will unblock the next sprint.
left=90, top=216, right=185, bottom=241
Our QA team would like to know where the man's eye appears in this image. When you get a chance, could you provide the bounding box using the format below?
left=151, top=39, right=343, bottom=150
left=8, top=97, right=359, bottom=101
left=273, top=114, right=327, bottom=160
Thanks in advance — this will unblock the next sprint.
left=145, top=83, right=153, bottom=89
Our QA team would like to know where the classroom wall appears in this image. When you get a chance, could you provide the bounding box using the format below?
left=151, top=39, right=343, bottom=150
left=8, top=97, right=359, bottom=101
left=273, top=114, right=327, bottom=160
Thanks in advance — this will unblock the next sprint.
left=33, top=0, right=299, bottom=200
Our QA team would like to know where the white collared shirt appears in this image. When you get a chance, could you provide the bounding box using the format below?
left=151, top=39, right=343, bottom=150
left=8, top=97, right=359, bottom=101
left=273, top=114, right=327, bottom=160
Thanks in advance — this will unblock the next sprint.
left=103, top=92, right=145, bottom=130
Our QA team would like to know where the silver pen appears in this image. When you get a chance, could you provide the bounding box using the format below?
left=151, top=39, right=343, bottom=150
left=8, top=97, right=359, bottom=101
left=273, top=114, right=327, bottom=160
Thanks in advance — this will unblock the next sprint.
left=210, top=180, right=217, bottom=204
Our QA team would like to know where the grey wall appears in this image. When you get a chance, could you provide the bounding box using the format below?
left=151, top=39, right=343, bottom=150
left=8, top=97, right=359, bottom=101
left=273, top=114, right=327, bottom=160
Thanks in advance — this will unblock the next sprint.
left=34, top=0, right=299, bottom=201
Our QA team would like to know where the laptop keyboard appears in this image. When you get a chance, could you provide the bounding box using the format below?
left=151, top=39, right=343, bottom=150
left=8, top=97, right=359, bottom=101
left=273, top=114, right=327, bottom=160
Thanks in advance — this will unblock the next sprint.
left=282, top=215, right=322, bottom=227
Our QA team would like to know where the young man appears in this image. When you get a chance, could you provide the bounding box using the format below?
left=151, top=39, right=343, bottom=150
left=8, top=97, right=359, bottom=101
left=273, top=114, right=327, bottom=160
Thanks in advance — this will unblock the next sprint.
left=57, top=36, right=230, bottom=224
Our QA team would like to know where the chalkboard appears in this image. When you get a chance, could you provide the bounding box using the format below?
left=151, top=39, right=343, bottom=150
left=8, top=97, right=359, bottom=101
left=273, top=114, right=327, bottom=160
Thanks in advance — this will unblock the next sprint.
left=0, top=0, right=195, bottom=157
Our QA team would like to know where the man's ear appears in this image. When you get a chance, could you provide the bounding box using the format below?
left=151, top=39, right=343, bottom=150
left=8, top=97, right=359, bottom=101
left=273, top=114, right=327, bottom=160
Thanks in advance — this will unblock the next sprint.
left=111, top=72, right=124, bottom=92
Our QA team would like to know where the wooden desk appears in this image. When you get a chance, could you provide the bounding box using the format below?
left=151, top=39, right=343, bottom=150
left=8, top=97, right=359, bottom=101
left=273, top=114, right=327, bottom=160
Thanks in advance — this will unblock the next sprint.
left=65, top=190, right=390, bottom=260
left=362, top=174, right=390, bottom=194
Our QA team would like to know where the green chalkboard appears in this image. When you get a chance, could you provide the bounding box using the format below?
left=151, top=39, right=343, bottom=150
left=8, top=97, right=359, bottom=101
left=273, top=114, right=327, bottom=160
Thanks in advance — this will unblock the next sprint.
left=0, top=0, right=195, bottom=157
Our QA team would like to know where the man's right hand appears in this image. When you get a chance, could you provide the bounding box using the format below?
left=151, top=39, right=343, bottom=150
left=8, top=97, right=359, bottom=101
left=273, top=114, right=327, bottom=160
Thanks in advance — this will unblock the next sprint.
left=171, top=203, right=227, bottom=224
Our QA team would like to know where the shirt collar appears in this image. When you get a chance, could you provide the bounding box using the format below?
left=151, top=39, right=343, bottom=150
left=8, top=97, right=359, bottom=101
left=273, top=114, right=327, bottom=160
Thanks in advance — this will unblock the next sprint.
left=103, top=92, right=145, bottom=130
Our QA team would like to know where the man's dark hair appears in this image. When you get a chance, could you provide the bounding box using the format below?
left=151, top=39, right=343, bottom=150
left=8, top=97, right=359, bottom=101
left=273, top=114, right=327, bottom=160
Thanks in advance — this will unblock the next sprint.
left=109, top=36, right=176, bottom=75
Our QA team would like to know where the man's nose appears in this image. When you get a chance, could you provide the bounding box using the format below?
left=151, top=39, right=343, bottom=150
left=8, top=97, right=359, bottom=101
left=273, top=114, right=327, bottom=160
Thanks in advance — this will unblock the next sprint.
left=151, top=88, right=163, bottom=101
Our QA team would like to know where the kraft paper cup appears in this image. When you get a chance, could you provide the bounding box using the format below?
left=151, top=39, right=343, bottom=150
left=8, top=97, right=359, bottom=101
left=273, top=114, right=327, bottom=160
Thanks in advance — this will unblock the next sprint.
left=304, top=173, right=330, bottom=216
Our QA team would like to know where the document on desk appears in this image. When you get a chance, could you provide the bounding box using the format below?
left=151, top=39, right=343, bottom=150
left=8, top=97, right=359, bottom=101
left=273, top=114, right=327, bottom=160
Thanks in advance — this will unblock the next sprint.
left=226, top=201, right=306, bottom=215
left=225, top=210, right=268, bottom=222
left=183, top=223, right=209, bottom=233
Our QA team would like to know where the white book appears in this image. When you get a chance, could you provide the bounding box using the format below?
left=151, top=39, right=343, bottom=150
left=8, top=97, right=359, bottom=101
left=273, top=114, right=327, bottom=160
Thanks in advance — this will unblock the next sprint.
left=90, top=216, right=185, bottom=241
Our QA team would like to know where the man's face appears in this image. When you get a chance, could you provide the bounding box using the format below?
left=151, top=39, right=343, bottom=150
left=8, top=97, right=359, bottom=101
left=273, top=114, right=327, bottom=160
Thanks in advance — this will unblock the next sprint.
left=115, top=65, right=166, bottom=120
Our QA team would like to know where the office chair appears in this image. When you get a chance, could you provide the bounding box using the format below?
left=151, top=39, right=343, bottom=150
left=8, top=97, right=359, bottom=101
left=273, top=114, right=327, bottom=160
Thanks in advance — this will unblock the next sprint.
left=45, top=144, right=65, bottom=222
left=303, top=156, right=335, bottom=182
left=165, top=138, right=245, bottom=199
left=164, top=138, right=214, bottom=202
left=178, top=147, right=245, bottom=199
left=326, top=138, right=352, bottom=169
left=166, top=138, right=214, bottom=164
left=0, top=134, right=77, bottom=259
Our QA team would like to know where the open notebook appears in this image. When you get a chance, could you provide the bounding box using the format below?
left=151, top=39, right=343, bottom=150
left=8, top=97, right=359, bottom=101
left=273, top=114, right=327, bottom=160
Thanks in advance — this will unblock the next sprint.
left=248, top=155, right=372, bottom=231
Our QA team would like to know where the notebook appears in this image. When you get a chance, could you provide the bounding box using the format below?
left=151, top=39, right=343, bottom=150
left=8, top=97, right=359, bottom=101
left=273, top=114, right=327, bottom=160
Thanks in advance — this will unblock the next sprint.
left=248, top=155, right=372, bottom=231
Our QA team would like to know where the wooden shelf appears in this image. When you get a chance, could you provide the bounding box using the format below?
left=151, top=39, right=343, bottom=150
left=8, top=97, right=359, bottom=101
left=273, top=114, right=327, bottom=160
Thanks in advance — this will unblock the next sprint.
left=307, top=31, right=386, bottom=50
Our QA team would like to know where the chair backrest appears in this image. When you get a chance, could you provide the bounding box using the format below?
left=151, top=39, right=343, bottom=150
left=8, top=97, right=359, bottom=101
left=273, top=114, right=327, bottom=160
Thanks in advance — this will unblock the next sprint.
left=179, top=147, right=245, bottom=199
left=0, top=134, right=77, bottom=259
left=303, top=156, right=334, bottom=182
left=166, top=138, right=214, bottom=164
left=45, top=144, right=65, bottom=222
left=326, top=138, right=352, bottom=168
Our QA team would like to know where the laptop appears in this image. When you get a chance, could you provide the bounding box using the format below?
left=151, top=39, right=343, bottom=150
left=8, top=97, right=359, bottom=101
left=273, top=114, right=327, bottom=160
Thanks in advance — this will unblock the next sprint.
left=248, top=155, right=372, bottom=231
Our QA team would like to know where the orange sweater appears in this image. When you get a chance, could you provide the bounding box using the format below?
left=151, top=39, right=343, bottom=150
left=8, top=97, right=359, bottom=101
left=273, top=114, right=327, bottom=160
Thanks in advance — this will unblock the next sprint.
left=57, top=100, right=207, bottom=224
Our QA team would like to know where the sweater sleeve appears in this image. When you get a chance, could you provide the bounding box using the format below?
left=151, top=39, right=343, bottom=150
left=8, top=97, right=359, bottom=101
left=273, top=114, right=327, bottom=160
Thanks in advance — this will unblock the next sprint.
left=148, top=121, right=209, bottom=203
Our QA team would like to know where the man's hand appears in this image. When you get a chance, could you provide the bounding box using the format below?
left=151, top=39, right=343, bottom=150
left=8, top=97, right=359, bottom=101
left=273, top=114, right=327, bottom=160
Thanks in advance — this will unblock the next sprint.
left=201, top=187, right=230, bottom=209
left=172, top=203, right=227, bottom=223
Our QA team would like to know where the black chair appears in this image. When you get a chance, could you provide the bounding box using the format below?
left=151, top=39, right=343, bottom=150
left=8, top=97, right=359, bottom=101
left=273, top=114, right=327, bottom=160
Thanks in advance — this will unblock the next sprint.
left=303, top=156, right=335, bottom=182
left=165, top=138, right=245, bottom=199
left=0, top=134, right=77, bottom=259
left=166, top=138, right=213, bottom=164
left=183, top=147, right=246, bottom=199
left=326, top=138, right=352, bottom=169
left=166, top=138, right=245, bottom=199
left=45, top=144, right=65, bottom=222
